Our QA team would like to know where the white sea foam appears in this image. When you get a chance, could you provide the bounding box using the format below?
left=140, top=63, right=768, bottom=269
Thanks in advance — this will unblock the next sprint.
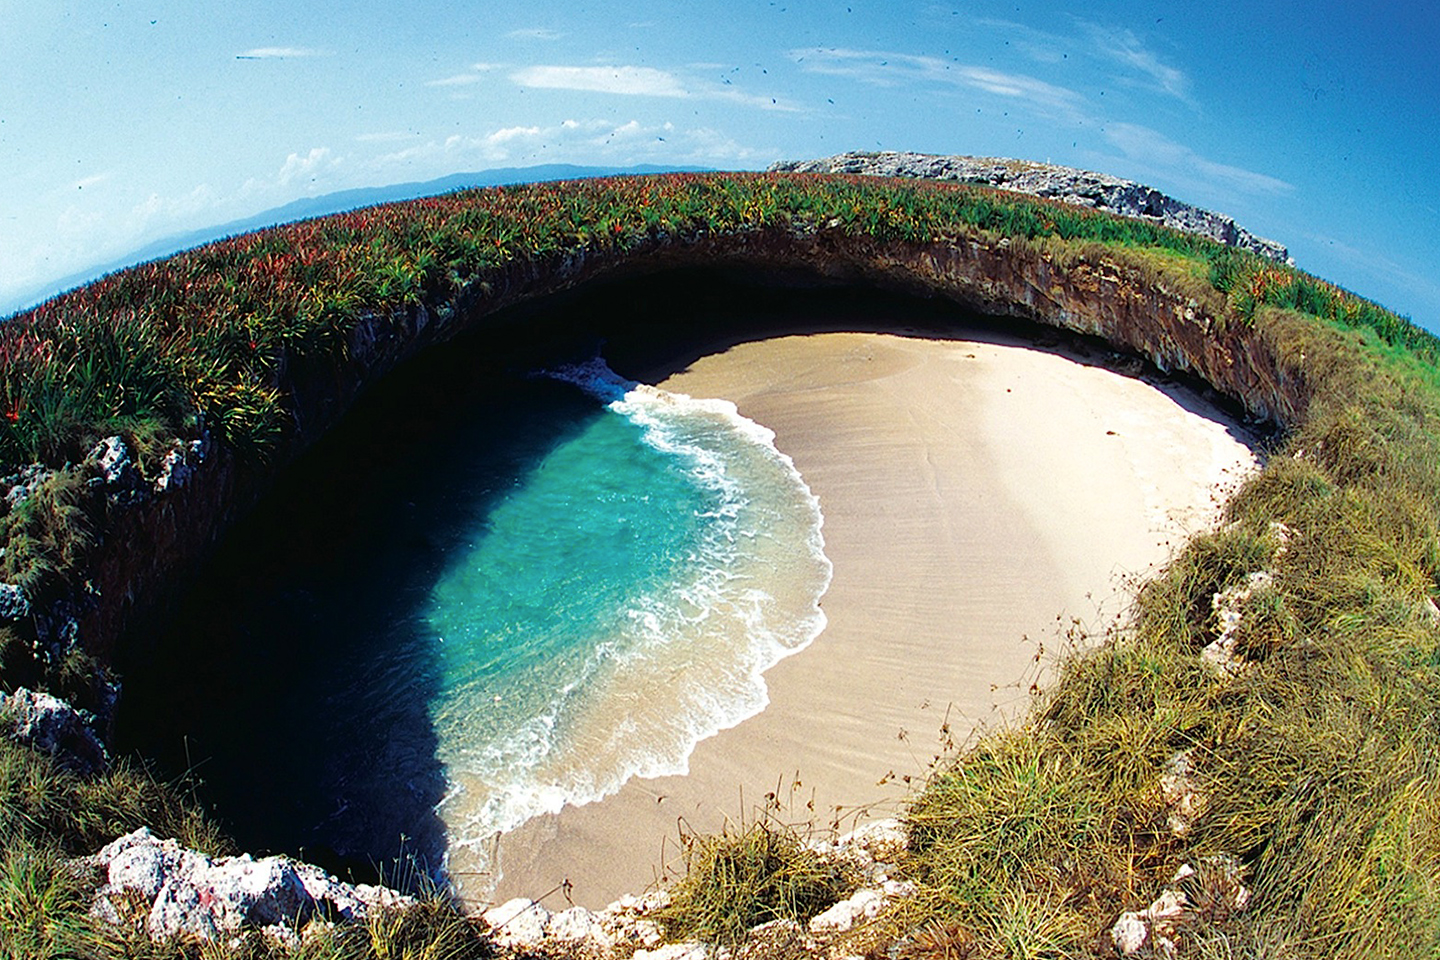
left=431, top=357, right=831, bottom=888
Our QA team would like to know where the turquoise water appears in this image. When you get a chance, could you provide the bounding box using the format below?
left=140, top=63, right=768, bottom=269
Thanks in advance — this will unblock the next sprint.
left=430, top=360, right=831, bottom=857
left=117, top=354, right=830, bottom=882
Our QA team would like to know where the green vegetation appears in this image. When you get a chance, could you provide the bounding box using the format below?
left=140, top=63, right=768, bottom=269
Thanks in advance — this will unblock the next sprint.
left=0, top=740, right=493, bottom=958
left=3, top=174, right=1430, bottom=469
left=892, top=304, right=1440, bottom=958
left=654, top=821, right=854, bottom=947
left=1, top=172, right=1437, bottom=957
left=0, top=737, right=223, bottom=958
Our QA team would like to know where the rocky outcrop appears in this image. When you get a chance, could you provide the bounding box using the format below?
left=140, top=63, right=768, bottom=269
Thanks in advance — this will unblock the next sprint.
left=481, top=819, right=913, bottom=959
left=71, top=816, right=910, bottom=956
left=80, top=827, right=416, bottom=947
left=770, top=151, right=1291, bottom=264
left=0, top=685, right=109, bottom=774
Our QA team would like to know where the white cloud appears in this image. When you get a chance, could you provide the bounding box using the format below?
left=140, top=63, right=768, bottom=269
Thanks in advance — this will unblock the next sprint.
left=672, top=126, right=766, bottom=162
left=510, top=64, right=796, bottom=111
left=511, top=65, right=690, bottom=98
left=973, top=18, right=1072, bottom=65
left=790, top=47, right=914, bottom=87
left=426, top=63, right=500, bottom=89
left=486, top=125, right=543, bottom=146
left=72, top=173, right=110, bottom=191
left=427, top=73, right=487, bottom=88
left=129, top=184, right=218, bottom=223
left=1102, top=123, right=1293, bottom=196
left=236, top=46, right=328, bottom=59
left=606, top=120, right=646, bottom=140
left=507, top=28, right=562, bottom=40
left=369, top=117, right=765, bottom=172
left=277, top=147, right=342, bottom=188
left=972, top=18, right=1194, bottom=106
left=1082, top=25, right=1192, bottom=103
left=953, top=65, right=1086, bottom=114
left=792, top=48, right=1085, bottom=118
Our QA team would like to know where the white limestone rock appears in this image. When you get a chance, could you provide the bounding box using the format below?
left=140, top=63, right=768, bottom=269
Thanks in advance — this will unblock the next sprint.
left=83, top=827, right=415, bottom=942
left=1158, top=750, right=1206, bottom=837
left=809, top=818, right=908, bottom=886
left=0, top=582, right=29, bottom=620
left=0, top=686, right=109, bottom=774
left=1109, top=855, right=1251, bottom=957
left=2, top=464, right=51, bottom=510
left=547, top=905, right=617, bottom=952
left=482, top=897, right=551, bottom=949
left=809, top=887, right=884, bottom=934
left=154, top=436, right=209, bottom=493
left=1203, top=571, right=1273, bottom=674
left=769, top=152, right=1291, bottom=263
left=1110, top=912, right=1150, bottom=955
left=632, top=941, right=709, bottom=960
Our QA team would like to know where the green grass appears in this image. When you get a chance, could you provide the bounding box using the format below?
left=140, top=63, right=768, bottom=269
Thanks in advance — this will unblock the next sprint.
left=890, top=306, right=1440, bottom=957
left=653, top=820, right=855, bottom=947
left=0, top=738, right=495, bottom=958
left=4, top=174, right=1427, bottom=471
left=2, top=171, right=1438, bottom=957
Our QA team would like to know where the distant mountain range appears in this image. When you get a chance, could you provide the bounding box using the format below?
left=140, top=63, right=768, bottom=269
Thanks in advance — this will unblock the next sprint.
left=5, top=163, right=696, bottom=317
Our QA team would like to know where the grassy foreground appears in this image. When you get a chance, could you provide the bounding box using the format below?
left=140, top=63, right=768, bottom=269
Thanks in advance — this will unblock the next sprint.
left=1, top=173, right=1438, bottom=957
left=896, top=307, right=1440, bottom=956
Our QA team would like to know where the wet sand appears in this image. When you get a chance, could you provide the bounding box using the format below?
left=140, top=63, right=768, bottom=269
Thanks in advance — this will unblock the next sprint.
left=464, top=328, right=1258, bottom=909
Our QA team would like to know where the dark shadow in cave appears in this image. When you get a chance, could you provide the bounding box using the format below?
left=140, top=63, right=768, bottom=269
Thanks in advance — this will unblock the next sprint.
left=113, top=333, right=608, bottom=886
left=111, top=267, right=1265, bottom=889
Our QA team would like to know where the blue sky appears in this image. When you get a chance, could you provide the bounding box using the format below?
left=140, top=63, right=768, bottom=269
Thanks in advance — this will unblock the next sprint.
left=4, top=1, right=1437, bottom=329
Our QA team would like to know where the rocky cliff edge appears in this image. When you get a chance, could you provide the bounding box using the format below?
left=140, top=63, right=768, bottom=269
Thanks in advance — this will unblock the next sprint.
left=770, top=151, right=1291, bottom=264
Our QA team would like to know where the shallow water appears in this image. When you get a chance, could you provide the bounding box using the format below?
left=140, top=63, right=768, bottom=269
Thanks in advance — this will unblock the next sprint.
left=116, top=352, right=829, bottom=885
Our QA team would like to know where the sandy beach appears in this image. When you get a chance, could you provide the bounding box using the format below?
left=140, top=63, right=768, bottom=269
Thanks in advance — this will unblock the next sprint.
left=463, top=327, right=1258, bottom=909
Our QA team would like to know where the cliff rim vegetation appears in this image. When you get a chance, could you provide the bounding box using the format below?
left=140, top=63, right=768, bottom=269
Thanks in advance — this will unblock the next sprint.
left=1, top=172, right=1437, bottom=957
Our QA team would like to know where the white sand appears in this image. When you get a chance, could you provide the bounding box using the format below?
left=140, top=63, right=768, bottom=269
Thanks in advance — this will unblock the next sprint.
left=461, top=329, right=1257, bottom=909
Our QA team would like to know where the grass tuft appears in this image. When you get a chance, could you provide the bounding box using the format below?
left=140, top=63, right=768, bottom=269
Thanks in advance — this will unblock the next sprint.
left=654, top=820, right=854, bottom=947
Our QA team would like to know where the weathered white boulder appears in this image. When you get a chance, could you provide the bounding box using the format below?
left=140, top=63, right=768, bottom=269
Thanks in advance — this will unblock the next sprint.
left=482, top=897, right=551, bottom=949
left=809, top=818, right=907, bottom=888
left=92, top=436, right=139, bottom=489
left=632, top=941, right=708, bottom=960
left=547, top=905, right=616, bottom=950
left=84, top=827, right=415, bottom=942
left=1110, top=912, right=1150, bottom=954
left=809, top=887, right=883, bottom=934
left=2, top=464, right=51, bottom=510
left=154, top=436, right=209, bottom=493
left=0, top=686, right=109, bottom=774
left=0, top=582, right=29, bottom=620
left=1203, top=571, right=1274, bottom=674
left=1158, top=750, right=1206, bottom=837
